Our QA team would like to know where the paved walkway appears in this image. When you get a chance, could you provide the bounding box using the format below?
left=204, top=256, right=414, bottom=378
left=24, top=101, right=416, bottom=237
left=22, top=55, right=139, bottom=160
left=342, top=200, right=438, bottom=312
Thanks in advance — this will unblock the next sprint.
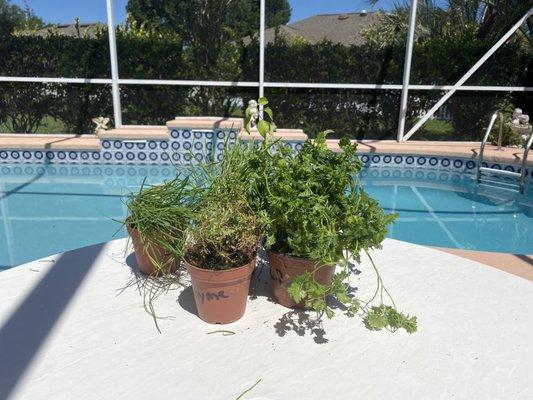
left=0, top=238, right=531, bottom=400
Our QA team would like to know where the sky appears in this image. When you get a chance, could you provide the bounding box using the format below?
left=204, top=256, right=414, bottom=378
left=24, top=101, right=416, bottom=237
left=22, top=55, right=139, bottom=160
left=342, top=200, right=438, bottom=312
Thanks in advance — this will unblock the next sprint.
left=11, top=0, right=400, bottom=25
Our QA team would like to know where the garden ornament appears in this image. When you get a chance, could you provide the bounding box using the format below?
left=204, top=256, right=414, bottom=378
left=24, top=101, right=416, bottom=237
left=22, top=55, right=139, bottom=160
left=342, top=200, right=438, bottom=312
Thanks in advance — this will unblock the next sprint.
left=92, top=117, right=110, bottom=133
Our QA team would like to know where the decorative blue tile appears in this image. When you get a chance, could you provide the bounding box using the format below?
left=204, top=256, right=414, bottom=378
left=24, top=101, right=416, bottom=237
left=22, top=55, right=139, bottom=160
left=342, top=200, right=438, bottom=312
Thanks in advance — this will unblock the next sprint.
left=1, top=130, right=530, bottom=184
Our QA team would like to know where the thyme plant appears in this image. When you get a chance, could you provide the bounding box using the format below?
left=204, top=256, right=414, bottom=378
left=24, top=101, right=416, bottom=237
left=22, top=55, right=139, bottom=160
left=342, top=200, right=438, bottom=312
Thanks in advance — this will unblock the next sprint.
left=184, top=142, right=260, bottom=271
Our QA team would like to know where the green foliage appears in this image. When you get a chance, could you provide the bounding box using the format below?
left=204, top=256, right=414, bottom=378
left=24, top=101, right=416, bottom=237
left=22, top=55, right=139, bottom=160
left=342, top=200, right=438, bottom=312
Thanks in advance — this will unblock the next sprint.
left=126, top=0, right=290, bottom=38
left=487, top=100, right=526, bottom=147
left=261, top=131, right=395, bottom=263
left=365, top=305, right=417, bottom=334
left=184, top=142, right=260, bottom=270
left=0, top=0, right=43, bottom=38
left=125, top=176, right=194, bottom=274
left=1, top=2, right=529, bottom=137
left=0, top=34, right=112, bottom=132
left=260, top=131, right=406, bottom=324
left=244, top=97, right=277, bottom=137
left=236, top=100, right=416, bottom=331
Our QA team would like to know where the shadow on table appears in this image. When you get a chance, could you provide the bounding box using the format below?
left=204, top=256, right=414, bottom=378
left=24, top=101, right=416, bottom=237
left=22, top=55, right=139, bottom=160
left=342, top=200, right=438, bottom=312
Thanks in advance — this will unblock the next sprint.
left=177, top=286, right=198, bottom=317
left=0, top=242, right=106, bottom=400
left=250, top=248, right=362, bottom=344
left=155, top=247, right=360, bottom=344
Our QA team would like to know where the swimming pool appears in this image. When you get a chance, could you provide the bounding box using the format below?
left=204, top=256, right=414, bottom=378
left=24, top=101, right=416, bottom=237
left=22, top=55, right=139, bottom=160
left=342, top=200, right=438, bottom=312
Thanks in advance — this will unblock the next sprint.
left=0, top=163, right=532, bottom=270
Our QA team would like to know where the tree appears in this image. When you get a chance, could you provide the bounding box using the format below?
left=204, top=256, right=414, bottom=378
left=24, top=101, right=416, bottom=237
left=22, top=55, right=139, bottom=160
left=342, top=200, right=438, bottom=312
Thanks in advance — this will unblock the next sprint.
left=0, top=0, right=25, bottom=37
left=363, top=0, right=532, bottom=139
left=0, top=0, right=44, bottom=38
left=125, top=0, right=290, bottom=116
left=126, top=0, right=291, bottom=39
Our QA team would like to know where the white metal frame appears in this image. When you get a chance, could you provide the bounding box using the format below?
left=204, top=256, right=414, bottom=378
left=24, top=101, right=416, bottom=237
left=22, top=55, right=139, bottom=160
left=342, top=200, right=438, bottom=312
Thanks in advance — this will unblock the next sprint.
left=397, top=0, right=419, bottom=142
left=0, top=1, right=531, bottom=140
left=402, top=6, right=533, bottom=141
left=106, top=0, right=122, bottom=127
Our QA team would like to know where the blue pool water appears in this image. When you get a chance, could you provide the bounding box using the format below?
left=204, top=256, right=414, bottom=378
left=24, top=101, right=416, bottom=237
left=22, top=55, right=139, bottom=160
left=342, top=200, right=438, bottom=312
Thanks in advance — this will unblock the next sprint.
left=0, top=163, right=532, bottom=270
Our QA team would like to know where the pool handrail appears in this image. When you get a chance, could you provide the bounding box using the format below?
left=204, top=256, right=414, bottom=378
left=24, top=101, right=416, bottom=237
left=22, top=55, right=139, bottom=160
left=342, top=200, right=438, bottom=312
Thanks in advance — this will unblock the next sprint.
left=476, top=110, right=531, bottom=194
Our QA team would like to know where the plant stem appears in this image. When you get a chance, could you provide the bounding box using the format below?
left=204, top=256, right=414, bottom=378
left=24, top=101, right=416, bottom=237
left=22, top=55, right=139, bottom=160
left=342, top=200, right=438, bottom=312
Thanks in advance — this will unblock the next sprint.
left=235, top=379, right=262, bottom=400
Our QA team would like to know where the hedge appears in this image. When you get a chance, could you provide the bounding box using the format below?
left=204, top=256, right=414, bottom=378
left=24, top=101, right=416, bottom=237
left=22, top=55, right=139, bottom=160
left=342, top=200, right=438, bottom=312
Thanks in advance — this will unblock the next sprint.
left=0, top=29, right=530, bottom=140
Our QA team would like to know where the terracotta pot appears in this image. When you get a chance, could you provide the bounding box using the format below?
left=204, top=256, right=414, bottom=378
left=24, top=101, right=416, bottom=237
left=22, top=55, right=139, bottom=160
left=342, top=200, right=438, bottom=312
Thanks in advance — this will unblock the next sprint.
left=127, top=222, right=179, bottom=276
left=185, top=259, right=255, bottom=324
left=267, top=251, right=335, bottom=308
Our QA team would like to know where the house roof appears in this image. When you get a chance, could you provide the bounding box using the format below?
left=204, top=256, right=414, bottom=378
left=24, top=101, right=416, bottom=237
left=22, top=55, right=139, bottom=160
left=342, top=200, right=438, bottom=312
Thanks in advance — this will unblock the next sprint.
left=245, top=11, right=384, bottom=46
left=17, top=23, right=105, bottom=38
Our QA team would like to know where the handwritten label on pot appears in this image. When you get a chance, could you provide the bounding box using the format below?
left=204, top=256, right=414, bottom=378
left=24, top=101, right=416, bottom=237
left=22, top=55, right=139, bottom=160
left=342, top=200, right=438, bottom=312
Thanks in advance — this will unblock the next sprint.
left=195, top=290, right=229, bottom=304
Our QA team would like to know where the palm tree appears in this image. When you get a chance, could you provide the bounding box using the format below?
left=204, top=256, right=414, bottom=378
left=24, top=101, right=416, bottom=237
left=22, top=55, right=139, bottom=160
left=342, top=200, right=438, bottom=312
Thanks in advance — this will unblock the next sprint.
left=366, top=0, right=532, bottom=46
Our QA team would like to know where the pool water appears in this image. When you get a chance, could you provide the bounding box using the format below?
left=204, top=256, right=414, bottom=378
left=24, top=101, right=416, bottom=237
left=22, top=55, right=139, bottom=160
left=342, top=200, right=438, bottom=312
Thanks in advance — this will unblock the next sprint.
left=0, top=163, right=532, bottom=270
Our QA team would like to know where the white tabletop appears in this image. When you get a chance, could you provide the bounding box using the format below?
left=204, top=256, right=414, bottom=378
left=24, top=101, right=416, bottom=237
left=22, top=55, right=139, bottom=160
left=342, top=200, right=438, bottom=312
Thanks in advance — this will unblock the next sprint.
left=0, top=238, right=531, bottom=400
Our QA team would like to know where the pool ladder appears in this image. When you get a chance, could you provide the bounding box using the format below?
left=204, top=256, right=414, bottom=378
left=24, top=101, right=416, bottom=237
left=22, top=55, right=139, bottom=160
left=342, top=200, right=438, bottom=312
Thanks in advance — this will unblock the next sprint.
left=476, top=111, right=533, bottom=194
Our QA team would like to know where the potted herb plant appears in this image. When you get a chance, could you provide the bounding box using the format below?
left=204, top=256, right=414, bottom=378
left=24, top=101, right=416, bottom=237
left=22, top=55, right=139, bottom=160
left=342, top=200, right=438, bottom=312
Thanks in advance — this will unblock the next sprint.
left=125, top=177, right=192, bottom=276
left=240, top=98, right=416, bottom=332
left=260, top=132, right=417, bottom=332
left=183, top=145, right=260, bottom=324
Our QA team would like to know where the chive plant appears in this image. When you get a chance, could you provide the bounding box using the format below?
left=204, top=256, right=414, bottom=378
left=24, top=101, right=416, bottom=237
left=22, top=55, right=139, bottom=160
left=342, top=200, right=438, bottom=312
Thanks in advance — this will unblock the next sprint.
left=125, top=176, right=194, bottom=275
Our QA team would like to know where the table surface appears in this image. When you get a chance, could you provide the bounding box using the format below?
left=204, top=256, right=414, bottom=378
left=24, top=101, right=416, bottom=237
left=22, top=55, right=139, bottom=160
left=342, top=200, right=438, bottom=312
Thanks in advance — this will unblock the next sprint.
left=1, top=238, right=531, bottom=400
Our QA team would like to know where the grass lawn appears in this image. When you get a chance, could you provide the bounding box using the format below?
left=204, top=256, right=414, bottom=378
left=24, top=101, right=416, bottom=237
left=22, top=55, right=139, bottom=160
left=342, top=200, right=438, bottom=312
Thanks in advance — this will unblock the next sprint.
left=417, top=118, right=456, bottom=140
left=0, top=116, right=70, bottom=134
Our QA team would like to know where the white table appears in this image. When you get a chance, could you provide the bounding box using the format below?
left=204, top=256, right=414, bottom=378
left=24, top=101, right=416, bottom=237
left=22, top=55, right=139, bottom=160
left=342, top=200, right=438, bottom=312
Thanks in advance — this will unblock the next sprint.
left=1, top=238, right=531, bottom=400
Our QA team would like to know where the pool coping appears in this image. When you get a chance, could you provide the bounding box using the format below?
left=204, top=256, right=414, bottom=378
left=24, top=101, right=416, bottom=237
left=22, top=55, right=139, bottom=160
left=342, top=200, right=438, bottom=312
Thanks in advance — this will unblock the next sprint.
left=0, top=135, right=101, bottom=151
left=327, top=139, right=533, bottom=167
left=432, top=247, right=533, bottom=281
left=1, top=132, right=531, bottom=167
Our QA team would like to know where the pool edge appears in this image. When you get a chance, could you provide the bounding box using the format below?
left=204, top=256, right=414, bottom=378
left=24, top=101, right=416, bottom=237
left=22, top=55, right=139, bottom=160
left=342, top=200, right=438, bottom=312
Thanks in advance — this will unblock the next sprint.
left=432, top=246, right=533, bottom=282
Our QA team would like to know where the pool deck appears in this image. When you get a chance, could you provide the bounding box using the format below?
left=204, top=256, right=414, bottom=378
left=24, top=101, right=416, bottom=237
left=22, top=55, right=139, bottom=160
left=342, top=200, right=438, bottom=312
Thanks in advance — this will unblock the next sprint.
left=433, top=247, right=533, bottom=281
left=0, top=238, right=531, bottom=400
